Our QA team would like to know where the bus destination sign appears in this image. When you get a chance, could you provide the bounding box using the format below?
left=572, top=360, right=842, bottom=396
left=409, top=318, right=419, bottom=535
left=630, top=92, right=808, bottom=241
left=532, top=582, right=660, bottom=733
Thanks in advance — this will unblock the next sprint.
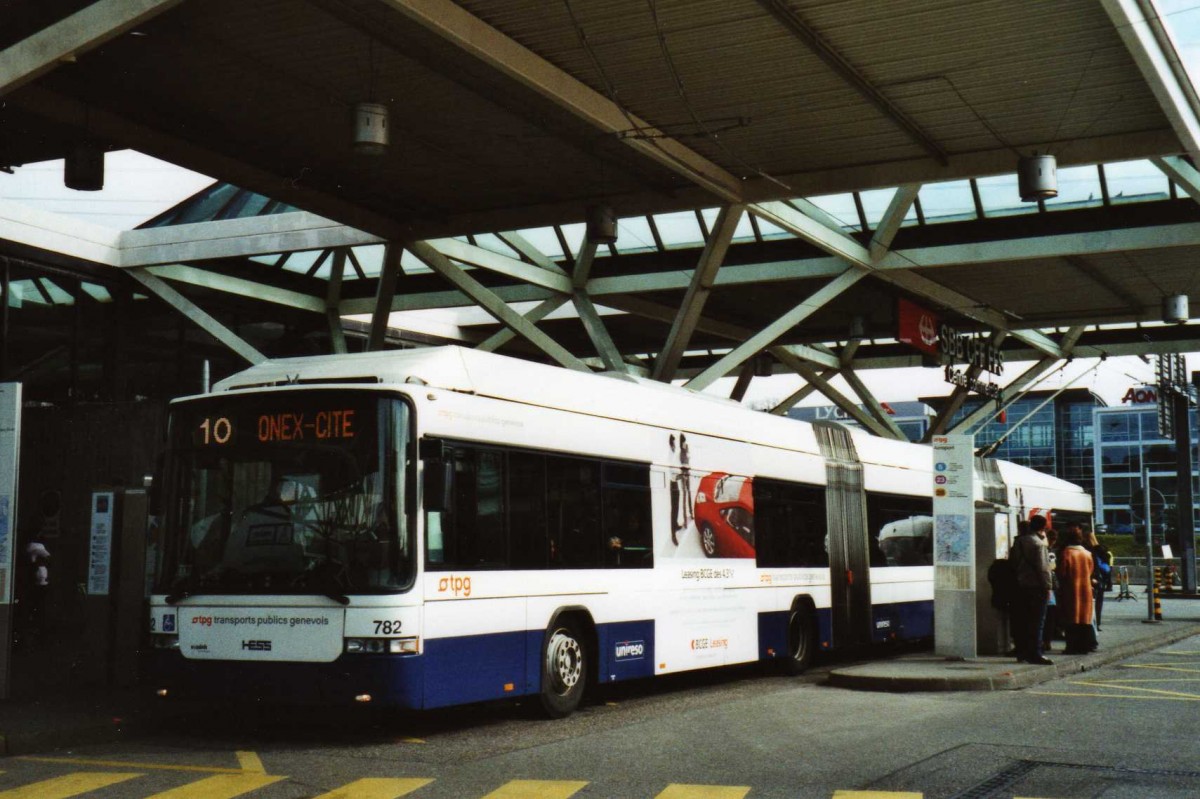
left=194, top=408, right=357, bottom=446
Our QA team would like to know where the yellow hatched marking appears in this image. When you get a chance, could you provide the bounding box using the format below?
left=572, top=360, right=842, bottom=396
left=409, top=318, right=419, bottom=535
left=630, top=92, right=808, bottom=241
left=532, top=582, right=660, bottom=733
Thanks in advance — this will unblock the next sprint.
left=18, top=756, right=243, bottom=774
left=655, top=786, right=751, bottom=799
left=1072, top=680, right=1200, bottom=700
left=482, top=780, right=588, bottom=798
left=144, top=773, right=284, bottom=798
left=311, top=778, right=434, bottom=798
left=1122, top=664, right=1200, bottom=675
left=834, top=792, right=923, bottom=798
left=1030, top=690, right=1200, bottom=701
left=0, top=772, right=142, bottom=799
left=235, top=752, right=265, bottom=773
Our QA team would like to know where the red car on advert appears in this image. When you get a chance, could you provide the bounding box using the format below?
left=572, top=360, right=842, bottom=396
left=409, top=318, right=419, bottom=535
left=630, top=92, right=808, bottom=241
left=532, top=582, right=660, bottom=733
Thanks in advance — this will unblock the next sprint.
left=693, top=472, right=755, bottom=558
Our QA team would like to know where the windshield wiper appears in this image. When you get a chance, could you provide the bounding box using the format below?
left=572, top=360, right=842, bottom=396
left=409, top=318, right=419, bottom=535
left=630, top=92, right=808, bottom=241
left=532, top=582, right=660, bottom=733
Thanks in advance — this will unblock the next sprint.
left=321, top=591, right=351, bottom=605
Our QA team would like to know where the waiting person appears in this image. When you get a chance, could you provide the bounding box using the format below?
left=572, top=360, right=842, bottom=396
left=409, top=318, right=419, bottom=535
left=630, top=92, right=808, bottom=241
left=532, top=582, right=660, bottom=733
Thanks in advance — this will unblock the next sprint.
left=1057, top=526, right=1097, bottom=654
left=1011, top=515, right=1054, bottom=665
left=23, top=532, right=51, bottom=643
left=1043, top=528, right=1059, bottom=653
left=1085, top=528, right=1112, bottom=630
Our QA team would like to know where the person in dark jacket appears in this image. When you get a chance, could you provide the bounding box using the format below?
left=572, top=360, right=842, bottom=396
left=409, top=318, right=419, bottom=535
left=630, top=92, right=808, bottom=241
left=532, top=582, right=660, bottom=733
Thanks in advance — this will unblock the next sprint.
left=1011, top=515, right=1054, bottom=665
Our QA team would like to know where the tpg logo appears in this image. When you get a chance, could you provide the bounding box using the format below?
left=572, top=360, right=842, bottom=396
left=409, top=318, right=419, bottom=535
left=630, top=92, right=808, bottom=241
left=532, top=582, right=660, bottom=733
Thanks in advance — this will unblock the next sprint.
left=614, top=640, right=645, bottom=660
left=191, top=615, right=213, bottom=627
left=437, top=575, right=472, bottom=597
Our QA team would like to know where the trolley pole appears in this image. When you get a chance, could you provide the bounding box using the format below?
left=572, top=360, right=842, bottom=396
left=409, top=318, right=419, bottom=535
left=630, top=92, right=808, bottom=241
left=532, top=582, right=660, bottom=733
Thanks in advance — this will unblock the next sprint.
left=1143, top=467, right=1159, bottom=624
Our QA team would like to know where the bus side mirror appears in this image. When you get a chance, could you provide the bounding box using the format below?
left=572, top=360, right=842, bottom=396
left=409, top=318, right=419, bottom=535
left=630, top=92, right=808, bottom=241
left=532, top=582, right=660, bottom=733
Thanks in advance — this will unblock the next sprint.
left=423, top=460, right=453, bottom=513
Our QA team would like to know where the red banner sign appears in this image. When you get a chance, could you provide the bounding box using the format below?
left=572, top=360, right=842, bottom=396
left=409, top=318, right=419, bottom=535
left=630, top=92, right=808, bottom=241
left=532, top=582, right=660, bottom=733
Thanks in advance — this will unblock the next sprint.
left=897, top=298, right=940, bottom=356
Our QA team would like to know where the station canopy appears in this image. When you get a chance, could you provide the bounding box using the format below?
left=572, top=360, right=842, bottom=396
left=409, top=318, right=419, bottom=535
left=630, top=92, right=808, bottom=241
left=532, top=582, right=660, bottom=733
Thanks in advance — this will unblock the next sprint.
left=3, top=0, right=1200, bottom=435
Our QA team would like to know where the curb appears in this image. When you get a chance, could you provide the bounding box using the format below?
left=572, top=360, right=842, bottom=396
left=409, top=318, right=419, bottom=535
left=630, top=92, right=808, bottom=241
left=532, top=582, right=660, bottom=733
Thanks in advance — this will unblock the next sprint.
left=826, top=621, right=1200, bottom=693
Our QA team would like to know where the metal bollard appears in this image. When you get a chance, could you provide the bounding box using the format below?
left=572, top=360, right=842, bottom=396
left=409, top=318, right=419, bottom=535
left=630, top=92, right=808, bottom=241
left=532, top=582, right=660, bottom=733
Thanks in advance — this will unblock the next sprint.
left=1154, top=582, right=1164, bottom=621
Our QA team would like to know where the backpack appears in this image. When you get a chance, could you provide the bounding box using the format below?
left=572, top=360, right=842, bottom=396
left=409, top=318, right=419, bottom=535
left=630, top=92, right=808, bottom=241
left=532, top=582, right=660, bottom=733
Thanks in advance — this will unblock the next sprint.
left=988, top=555, right=1018, bottom=610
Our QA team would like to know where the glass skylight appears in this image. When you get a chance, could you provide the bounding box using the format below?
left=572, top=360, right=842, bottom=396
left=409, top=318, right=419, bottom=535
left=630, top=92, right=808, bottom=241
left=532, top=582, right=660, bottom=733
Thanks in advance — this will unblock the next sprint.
left=1043, top=165, right=1104, bottom=211
left=918, top=180, right=976, bottom=223
left=1104, top=159, right=1171, bottom=204
left=614, top=215, right=658, bottom=254
left=975, top=173, right=1039, bottom=218
left=804, top=194, right=861, bottom=231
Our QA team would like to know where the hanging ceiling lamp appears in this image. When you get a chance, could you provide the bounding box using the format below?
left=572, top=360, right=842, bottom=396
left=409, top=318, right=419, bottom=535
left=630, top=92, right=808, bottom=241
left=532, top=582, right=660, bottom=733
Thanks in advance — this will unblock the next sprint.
left=1162, top=294, right=1189, bottom=324
left=586, top=205, right=618, bottom=244
left=352, top=102, right=389, bottom=156
left=64, top=141, right=104, bottom=191
left=1018, top=153, right=1057, bottom=202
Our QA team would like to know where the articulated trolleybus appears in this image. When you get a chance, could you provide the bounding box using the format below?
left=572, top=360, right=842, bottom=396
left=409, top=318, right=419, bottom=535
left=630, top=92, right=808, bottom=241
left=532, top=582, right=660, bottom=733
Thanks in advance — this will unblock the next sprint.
left=148, top=347, right=1090, bottom=716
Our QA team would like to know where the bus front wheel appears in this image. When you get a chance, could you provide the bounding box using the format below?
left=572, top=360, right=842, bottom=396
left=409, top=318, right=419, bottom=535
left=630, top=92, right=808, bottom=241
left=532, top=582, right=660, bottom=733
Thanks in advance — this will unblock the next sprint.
left=783, top=606, right=816, bottom=675
left=540, top=620, right=587, bottom=718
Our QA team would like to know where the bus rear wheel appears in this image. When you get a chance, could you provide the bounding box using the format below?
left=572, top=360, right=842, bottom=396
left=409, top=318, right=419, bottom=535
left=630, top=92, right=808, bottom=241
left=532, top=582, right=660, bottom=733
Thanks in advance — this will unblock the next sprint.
left=783, top=606, right=816, bottom=675
left=540, top=619, right=587, bottom=718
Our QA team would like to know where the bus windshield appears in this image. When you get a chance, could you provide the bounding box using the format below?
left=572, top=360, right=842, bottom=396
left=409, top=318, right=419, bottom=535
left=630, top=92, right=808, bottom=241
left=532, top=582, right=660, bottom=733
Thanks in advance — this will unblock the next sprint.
left=155, top=390, right=414, bottom=598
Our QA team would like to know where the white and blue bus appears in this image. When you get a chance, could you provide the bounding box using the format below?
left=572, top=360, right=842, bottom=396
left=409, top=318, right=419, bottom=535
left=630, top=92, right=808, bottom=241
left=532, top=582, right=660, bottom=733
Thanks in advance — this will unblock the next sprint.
left=147, top=346, right=1091, bottom=716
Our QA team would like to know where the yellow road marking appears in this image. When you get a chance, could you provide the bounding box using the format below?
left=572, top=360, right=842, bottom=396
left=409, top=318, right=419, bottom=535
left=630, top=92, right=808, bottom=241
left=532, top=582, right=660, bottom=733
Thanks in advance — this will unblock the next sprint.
left=482, top=780, right=588, bottom=798
left=656, top=786, right=751, bottom=799
left=311, top=778, right=434, bottom=798
left=1072, top=680, right=1200, bottom=700
left=17, top=757, right=242, bottom=774
left=1122, top=664, right=1200, bottom=675
left=144, top=773, right=284, bottom=798
left=1030, top=690, right=1200, bottom=701
left=834, top=793, right=922, bottom=798
left=0, top=772, right=142, bottom=799
left=234, top=752, right=265, bottom=773
left=399, top=738, right=426, bottom=744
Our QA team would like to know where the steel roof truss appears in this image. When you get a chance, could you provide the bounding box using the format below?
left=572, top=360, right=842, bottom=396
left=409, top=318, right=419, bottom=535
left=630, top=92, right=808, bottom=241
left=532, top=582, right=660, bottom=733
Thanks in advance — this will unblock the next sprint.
left=476, top=296, right=571, bottom=353
left=408, top=239, right=590, bottom=372
left=652, top=205, right=744, bottom=382
left=778, top=356, right=892, bottom=438
left=1103, top=0, right=1200, bottom=159
left=368, top=244, right=403, bottom=352
left=379, top=0, right=744, bottom=203
left=573, top=290, right=627, bottom=373
left=144, top=265, right=325, bottom=313
left=684, top=267, right=865, bottom=391
left=869, top=185, right=921, bottom=262
left=127, top=268, right=266, bottom=365
left=0, top=0, right=183, bottom=97
left=327, top=249, right=348, bottom=355
left=839, top=366, right=908, bottom=440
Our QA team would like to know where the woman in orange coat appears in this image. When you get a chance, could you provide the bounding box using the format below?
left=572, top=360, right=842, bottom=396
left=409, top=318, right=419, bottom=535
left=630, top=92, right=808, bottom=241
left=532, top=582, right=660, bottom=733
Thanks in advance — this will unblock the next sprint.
left=1057, top=526, right=1096, bottom=654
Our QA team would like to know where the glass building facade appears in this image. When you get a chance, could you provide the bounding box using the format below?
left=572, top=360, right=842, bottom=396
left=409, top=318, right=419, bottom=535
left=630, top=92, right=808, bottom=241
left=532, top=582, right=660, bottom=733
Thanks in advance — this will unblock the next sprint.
left=1092, top=400, right=1200, bottom=537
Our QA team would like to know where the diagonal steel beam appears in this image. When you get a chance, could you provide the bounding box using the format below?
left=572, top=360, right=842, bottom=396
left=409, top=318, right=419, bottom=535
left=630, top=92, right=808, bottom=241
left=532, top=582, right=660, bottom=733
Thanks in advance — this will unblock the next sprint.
left=752, top=0, right=947, bottom=165
left=432, top=237, right=573, bottom=294
left=368, top=244, right=403, bottom=351
left=684, top=268, right=865, bottom=391
left=380, top=0, right=744, bottom=203
left=408, top=239, right=591, bottom=372
left=1104, top=0, right=1200, bottom=160
left=869, top=185, right=920, bottom=262
left=573, top=290, right=627, bottom=373
left=0, top=0, right=183, bottom=97
left=327, top=249, right=348, bottom=354
left=839, top=366, right=908, bottom=440
left=496, top=231, right=568, bottom=275
left=779, top=358, right=892, bottom=437
left=476, top=296, right=571, bottom=352
left=127, top=268, right=266, bottom=365
left=1154, top=155, right=1200, bottom=204
left=652, top=205, right=744, bottom=382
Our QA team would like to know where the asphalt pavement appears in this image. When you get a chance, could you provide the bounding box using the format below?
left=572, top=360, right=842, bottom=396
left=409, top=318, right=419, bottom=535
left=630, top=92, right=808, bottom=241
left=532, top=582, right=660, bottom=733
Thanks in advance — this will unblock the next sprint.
left=2, top=586, right=1198, bottom=757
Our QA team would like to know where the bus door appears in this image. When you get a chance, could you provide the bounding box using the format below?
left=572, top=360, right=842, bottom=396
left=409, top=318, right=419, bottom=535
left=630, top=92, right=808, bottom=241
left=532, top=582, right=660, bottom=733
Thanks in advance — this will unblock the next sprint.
left=814, top=423, right=872, bottom=648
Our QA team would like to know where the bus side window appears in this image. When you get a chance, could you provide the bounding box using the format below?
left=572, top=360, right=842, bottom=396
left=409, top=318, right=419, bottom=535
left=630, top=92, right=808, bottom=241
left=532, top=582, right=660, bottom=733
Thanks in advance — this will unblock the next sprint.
left=754, top=478, right=827, bottom=568
left=509, top=450, right=548, bottom=569
left=602, top=461, right=652, bottom=568
left=547, top=456, right=602, bottom=568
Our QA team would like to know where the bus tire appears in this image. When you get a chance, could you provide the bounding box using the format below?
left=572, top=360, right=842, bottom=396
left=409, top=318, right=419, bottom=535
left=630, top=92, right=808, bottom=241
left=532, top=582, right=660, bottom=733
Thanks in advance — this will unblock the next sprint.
left=539, top=618, right=587, bottom=718
left=783, top=605, right=816, bottom=675
left=699, top=522, right=718, bottom=558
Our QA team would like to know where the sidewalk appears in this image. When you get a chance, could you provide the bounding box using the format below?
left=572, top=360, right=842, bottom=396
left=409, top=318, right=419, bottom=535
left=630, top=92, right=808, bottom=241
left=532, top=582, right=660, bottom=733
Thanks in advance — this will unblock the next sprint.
left=829, top=590, right=1200, bottom=692
left=3, top=591, right=1199, bottom=756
